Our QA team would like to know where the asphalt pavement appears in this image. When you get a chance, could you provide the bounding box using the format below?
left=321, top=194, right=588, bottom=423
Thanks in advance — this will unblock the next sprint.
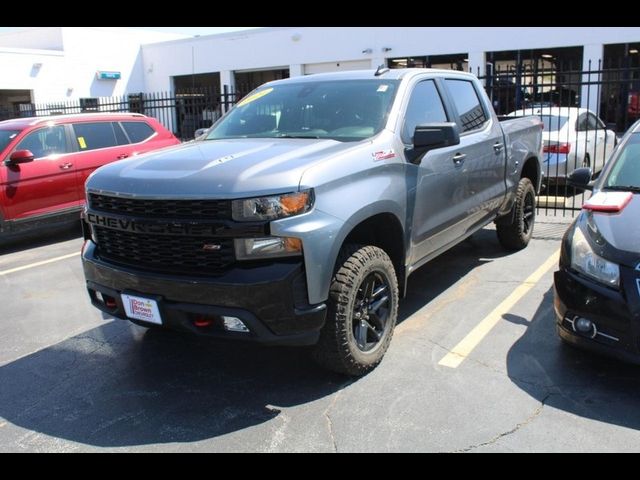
left=1, top=216, right=640, bottom=452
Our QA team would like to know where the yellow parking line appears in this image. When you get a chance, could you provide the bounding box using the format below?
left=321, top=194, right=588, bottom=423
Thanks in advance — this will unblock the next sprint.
left=438, top=249, right=560, bottom=369
left=0, top=252, right=80, bottom=276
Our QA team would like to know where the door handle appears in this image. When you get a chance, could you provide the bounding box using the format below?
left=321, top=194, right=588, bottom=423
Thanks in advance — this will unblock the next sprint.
left=493, top=142, right=504, bottom=152
left=116, top=154, right=129, bottom=160
left=452, top=153, right=467, bottom=165
left=59, top=162, right=73, bottom=170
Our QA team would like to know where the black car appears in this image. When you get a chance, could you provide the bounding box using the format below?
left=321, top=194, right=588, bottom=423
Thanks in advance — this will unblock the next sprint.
left=554, top=120, right=640, bottom=363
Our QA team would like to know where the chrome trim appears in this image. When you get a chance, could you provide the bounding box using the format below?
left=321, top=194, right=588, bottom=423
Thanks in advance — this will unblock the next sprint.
left=565, top=315, right=619, bottom=342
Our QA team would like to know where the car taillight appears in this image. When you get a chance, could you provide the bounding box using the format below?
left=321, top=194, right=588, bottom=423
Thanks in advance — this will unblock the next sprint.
left=543, top=143, right=571, bottom=154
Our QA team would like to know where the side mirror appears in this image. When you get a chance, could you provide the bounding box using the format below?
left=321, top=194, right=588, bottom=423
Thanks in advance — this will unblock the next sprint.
left=567, top=167, right=593, bottom=191
left=5, top=149, right=35, bottom=166
left=194, top=127, right=210, bottom=139
left=408, top=123, right=460, bottom=164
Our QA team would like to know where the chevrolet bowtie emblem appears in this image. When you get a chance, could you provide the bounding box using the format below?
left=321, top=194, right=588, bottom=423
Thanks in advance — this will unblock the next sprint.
left=202, top=244, right=222, bottom=251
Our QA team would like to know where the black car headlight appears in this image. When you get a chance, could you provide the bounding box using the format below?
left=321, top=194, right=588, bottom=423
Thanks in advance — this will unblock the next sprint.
left=231, top=190, right=313, bottom=222
left=570, top=227, right=620, bottom=287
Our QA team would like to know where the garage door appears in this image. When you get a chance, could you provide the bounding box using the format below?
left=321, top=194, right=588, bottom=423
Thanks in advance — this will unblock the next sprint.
left=304, top=60, right=372, bottom=75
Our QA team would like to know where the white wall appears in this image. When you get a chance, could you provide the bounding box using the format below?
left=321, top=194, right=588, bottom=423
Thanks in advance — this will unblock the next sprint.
left=0, top=27, right=186, bottom=105
left=0, top=27, right=64, bottom=51
left=1, top=27, right=639, bottom=107
left=0, top=48, right=66, bottom=103
left=142, top=27, right=640, bottom=92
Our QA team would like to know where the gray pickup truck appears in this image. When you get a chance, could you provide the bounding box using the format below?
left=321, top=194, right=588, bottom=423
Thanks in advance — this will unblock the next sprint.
left=81, top=68, right=543, bottom=375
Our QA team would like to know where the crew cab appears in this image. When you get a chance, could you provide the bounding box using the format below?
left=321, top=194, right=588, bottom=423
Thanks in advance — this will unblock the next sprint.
left=0, top=113, right=180, bottom=238
left=81, top=69, right=543, bottom=375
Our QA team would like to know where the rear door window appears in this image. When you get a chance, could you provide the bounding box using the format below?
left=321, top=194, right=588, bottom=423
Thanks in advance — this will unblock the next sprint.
left=15, top=125, right=69, bottom=159
left=444, top=79, right=488, bottom=133
left=576, top=114, right=588, bottom=132
left=121, top=121, right=155, bottom=143
left=112, top=122, right=130, bottom=145
left=72, top=122, right=119, bottom=151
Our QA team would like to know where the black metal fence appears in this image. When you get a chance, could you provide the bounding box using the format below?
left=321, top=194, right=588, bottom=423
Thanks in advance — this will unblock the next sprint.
left=3, top=61, right=640, bottom=217
left=0, top=86, right=243, bottom=141
left=478, top=60, right=640, bottom=217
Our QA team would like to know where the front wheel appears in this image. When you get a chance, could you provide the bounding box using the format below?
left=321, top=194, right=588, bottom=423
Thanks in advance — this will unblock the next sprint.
left=312, top=245, right=399, bottom=376
left=496, top=177, right=536, bottom=251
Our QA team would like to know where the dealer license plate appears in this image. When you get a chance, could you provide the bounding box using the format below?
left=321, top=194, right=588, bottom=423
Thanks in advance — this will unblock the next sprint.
left=122, top=294, right=163, bottom=325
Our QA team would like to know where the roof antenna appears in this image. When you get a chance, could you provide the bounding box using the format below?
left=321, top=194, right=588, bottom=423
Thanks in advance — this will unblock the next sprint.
left=374, top=64, right=390, bottom=76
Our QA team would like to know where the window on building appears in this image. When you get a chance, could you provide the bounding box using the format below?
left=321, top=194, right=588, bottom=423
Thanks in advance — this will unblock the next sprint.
left=445, top=79, right=488, bottom=132
left=402, top=80, right=448, bottom=144
left=79, top=98, right=99, bottom=112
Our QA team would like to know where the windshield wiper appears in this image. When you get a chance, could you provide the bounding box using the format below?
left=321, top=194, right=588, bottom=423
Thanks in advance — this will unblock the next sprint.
left=603, top=185, right=640, bottom=193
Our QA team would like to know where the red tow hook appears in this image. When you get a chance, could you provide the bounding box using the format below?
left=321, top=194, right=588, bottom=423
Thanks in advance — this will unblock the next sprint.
left=194, top=316, right=214, bottom=328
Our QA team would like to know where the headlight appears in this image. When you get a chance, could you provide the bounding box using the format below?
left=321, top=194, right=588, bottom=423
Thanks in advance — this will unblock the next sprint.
left=232, top=190, right=313, bottom=222
left=235, top=236, right=302, bottom=260
left=570, top=227, right=619, bottom=287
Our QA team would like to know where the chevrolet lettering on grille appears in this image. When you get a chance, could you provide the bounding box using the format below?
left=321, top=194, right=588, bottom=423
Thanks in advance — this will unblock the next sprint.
left=86, top=212, right=225, bottom=236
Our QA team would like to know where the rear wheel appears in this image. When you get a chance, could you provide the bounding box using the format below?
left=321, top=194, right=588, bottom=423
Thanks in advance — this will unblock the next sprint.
left=496, top=177, right=536, bottom=251
left=312, top=245, right=399, bottom=376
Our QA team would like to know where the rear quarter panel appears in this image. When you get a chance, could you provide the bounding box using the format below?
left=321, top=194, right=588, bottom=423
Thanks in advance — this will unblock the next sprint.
left=501, top=117, right=543, bottom=190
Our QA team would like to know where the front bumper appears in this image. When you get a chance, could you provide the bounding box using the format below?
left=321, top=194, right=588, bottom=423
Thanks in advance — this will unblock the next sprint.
left=554, top=267, right=640, bottom=364
left=82, top=240, right=326, bottom=346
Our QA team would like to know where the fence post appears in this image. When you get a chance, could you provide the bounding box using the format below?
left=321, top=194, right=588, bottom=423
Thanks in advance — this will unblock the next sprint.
left=581, top=45, right=603, bottom=113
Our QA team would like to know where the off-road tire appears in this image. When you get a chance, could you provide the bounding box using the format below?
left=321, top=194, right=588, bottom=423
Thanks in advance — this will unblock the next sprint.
left=312, top=245, right=399, bottom=376
left=497, top=177, right=536, bottom=250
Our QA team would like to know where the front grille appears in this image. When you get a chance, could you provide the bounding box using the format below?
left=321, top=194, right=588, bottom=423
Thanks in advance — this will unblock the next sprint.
left=89, top=193, right=231, bottom=219
left=94, top=226, right=234, bottom=276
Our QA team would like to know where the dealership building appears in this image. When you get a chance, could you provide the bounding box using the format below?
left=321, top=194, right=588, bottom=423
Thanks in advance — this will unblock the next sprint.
left=1, top=26, right=639, bottom=129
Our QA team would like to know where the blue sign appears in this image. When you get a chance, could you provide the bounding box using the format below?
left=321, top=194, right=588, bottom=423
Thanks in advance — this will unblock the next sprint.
left=96, top=71, right=121, bottom=80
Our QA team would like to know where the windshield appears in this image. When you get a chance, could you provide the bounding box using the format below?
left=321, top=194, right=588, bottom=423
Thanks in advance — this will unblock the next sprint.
left=0, top=129, right=21, bottom=152
left=539, top=115, right=569, bottom=132
left=206, top=79, right=400, bottom=142
left=603, top=133, right=640, bottom=191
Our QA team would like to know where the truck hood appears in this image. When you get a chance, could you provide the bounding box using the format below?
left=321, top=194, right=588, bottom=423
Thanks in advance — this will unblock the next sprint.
left=86, top=138, right=358, bottom=198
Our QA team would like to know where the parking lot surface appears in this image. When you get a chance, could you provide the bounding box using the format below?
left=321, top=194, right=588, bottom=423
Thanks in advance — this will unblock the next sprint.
left=1, top=217, right=640, bottom=452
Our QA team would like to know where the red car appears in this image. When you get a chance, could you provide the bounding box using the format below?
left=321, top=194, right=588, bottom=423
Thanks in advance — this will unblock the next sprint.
left=0, top=113, right=180, bottom=238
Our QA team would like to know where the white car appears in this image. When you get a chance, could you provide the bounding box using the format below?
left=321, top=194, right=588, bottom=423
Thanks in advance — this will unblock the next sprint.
left=508, top=107, right=617, bottom=183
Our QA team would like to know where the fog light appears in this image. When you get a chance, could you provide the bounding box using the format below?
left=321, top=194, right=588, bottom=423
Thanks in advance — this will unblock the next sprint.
left=222, top=316, right=250, bottom=333
left=575, top=317, right=593, bottom=333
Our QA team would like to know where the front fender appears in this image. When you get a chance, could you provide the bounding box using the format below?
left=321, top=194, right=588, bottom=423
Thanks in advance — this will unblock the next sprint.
left=272, top=200, right=405, bottom=305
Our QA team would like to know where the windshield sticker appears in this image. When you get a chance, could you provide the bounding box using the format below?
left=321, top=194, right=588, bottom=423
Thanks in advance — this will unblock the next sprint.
left=372, top=149, right=396, bottom=161
left=236, top=88, right=274, bottom=108
left=9, top=133, right=17, bottom=139
left=77, top=136, right=87, bottom=149
left=377, top=84, right=390, bottom=93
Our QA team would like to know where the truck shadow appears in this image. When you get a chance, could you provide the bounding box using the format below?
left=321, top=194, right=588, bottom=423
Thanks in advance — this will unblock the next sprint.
left=0, top=222, right=82, bottom=255
left=0, top=227, right=516, bottom=448
left=505, top=287, right=640, bottom=431
left=399, top=227, right=512, bottom=322
left=0, top=320, right=348, bottom=448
